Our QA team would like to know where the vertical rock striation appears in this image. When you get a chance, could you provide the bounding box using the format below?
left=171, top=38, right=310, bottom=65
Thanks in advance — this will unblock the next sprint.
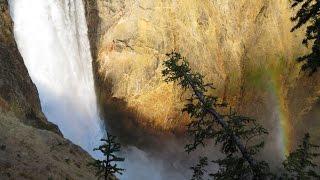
left=85, top=0, right=320, bottom=151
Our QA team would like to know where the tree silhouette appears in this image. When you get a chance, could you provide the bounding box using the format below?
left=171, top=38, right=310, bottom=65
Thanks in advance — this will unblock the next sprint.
left=190, top=157, right=209, bottom=180
left=291, top=0, right=320, bottom=75
left=90, top=133, right=125, bottom=180
left=283, top=133, right=320, bottom=179
left=162, top=52, right=270, bottom=179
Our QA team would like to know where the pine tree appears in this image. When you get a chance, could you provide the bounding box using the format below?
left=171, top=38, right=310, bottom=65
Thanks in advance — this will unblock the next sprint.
left=90, top=133, right=125, bottom=180
left=190, top=157, right=209, bottom=180
left=162, top=52, right=270, bottom=179
left=291, top=0, right=320, bottom=75
left=283, top=133, right=320, bottom=179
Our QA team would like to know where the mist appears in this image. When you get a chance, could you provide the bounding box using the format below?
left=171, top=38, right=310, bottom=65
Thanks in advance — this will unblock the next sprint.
left=9, top=0, right=104, bottom=157
left=7, top=0, right=204, bottom=179
left=7, top=0, right=292, bottom=179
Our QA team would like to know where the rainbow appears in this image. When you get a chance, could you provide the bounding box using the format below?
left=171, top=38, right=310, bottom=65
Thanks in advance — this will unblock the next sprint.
left=268, top=70, right=293, bottom=157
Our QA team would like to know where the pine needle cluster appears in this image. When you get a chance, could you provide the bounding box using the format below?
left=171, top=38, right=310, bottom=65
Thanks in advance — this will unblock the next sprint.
left=162, top=52, right=270, bottom=179
left=291, top=0, right=320, bottom=74
left=90, top=133, right=125, bottom=180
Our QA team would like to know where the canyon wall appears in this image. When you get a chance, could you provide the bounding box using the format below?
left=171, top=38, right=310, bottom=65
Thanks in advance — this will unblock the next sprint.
left=0, top=1, right=97, bottom=179
left=85, top=0, right=320, bottom=149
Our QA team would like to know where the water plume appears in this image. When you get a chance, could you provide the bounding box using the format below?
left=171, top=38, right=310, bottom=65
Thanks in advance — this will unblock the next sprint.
left=9, top=0, right=104, bottom=157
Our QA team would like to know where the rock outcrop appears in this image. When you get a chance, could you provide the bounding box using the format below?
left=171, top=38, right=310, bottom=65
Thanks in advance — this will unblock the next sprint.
left=0, top=0, right=97, bottom=179
left=85, top=0, right=320, bottom=150
left=0, top=111, right=96, bottom=180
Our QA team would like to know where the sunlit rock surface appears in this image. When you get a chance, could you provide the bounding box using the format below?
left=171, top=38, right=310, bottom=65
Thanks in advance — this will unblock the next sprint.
left=0, top=111, right=96, bottom=180
left=85, top=0, right=320, bottom=150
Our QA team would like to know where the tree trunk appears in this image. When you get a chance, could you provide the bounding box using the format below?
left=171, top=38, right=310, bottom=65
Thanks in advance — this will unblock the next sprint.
left=189, top=82, right=259, bottom=177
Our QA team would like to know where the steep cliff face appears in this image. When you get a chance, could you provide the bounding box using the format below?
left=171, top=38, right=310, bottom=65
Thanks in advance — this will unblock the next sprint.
left=0, top=1, right=97, bottom=179
left=86, top=0, right=320, bottom=149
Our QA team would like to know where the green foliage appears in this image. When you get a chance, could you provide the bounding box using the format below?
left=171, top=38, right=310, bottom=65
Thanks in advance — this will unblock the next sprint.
left=283, top=133, right=320, bottom=179
left=190, top=157, right=209, bottom=180
left=162, top=52, right=270, bottom=179
left=212, top=155, right=253, bottom=180
left=211, top=109, right=270, bottom=179
left=291, top=0, right=320, bottom=75
left=90, top=133, right=125, bottom=180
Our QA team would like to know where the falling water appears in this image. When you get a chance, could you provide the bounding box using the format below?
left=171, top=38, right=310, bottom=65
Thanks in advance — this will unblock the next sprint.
left=8, top=0, right=104, bottom=157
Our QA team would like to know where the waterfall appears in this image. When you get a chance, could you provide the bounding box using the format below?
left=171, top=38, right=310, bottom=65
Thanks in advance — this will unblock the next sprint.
left=9, top=0, right=104, bottom=157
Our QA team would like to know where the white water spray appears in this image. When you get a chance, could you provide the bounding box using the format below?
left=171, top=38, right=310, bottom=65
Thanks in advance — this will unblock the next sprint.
left=9, top=0, right=104, bottom=157
left=8, top=1, right=200, bottom=179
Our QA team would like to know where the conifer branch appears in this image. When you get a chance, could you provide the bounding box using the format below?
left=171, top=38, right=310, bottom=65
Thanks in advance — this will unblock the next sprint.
left=162, top=52, right=269, bottom=179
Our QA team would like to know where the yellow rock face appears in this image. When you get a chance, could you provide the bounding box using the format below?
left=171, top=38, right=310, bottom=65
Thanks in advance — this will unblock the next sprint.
left=89, top=0, right=320, bottom=147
